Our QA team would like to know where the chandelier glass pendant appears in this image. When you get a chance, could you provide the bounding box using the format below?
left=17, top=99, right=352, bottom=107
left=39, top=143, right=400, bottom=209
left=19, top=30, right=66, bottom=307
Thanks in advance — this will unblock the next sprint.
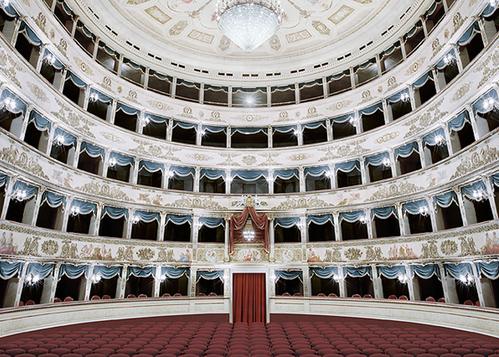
left=216, top=0, right=283, bottom=51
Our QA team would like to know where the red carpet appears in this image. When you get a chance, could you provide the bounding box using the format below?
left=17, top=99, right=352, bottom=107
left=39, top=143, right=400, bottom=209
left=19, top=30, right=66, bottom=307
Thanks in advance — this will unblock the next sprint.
left=0, top=315, right=498, bottom=356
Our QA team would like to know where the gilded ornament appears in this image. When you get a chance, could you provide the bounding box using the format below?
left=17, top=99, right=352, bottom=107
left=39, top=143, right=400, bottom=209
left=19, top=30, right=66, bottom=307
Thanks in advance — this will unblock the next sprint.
left=440, top=239, right=458, bottom=255
left=41, top=240, right=59, bottom=255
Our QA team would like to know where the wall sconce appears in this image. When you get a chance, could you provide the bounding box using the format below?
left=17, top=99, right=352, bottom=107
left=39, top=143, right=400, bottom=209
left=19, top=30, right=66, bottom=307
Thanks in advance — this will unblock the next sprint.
left=459, top=273, right=474, bottom=286
left=91, top=274, right=102, bottom=284
left=25, top=273, right=40, bottom=286
left=108, top=157, right=117, bottom=168
left=398, top=274, right=409, bottom=284
left=70, top=206, right=81, bottom=216
left=13, top=189, right=27, bottom=202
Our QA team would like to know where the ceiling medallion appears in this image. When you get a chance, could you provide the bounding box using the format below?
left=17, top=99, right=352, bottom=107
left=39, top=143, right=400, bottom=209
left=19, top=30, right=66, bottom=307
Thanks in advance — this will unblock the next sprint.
left=216, top=0, right=284, bottom=51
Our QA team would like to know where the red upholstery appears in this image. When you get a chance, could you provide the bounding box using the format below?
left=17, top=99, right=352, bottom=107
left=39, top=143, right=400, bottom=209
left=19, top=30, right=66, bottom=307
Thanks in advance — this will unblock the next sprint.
left=1, top=314, right=497, bottom=357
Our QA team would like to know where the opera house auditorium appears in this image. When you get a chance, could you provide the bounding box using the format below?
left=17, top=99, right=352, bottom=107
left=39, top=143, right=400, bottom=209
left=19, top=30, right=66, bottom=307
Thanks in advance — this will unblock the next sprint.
left=0, top=0, right=498, bottom=355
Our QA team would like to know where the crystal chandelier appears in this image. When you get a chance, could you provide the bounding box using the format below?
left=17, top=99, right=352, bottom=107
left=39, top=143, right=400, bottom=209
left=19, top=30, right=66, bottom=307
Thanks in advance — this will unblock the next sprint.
left=216, top=0, right=283, bottom=51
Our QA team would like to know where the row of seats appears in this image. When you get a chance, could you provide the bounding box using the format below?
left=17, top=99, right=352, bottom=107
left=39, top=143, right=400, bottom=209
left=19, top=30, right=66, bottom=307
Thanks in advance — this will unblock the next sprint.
left=1, top=316, right=497, bottom=357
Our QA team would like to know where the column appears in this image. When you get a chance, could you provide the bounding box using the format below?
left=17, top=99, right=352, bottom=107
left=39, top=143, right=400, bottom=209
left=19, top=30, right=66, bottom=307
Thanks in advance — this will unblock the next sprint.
left=400, top=37, right=407, bottom=59
left=116, top=265, right=127, bottom=299
left=167, top=118, right=173, bottom=142
left=417, top=139, right=427, bottom=168
left=426, top=197, right=437, bottom=232
left=360, top=158, right=368, bottom=184
left=18, top=106, right=33, bottom=141
left=143, top=68, right=150, bottom=90
left=171, top=77, right=177, bottom=98
left=228, top=86, right=233, bottom=107
left=349, top=67, right=355, bottom=89
left=116, top=56, right=124, bottom=77
left=456, top=190, right=469, bottom=226
left=375, top=54, right=382, bottom=77
left=302, top=267, right=311, bottom=297
left=158, top=213, right=166, bottom=241
left=61, top=197, right=73, bottom=232
left=295, top=83, right=300, bottom=104
left=192, top=216, right=199, bottom=251
left=484, top=178, right=499, bottom=220
left=226, top=127, right=231, bottom=148
left=299, top=216, right=307, bottom=243
left=297, top=124, right=304, bottom=146
left=269, top=217, right=275, bottom=262
left=299, top=167, right=305, bottom=192
left=464, top=105, right=479, bottom=140
left=268, top=126, right=273, bottom=148
left=35, top=45, right=46, bottom=73
left=225, top=169, right=232, bottom=194
left=477, top=18, right=490, bottom=46
left=83, top=265, right=94, bottom=301
left=408, top=86, right=417, bottom=110
left=125, top=211, right=133, bottom=239
left=91, top=204, right=103, bottom=236
left=406, top=266, right=419, bottom=301
left=322, top=77, right=328, bottom=98
left=333, top=213, right=341, bottom=241
left=443, top=125, right=454, bottom=156
left=9, top=20, right=22, bottom=46
left=382, top=100, right=391, bottom=124
left=420, top=16, right=429, bottom=38
left=72, top=140, right=81, bottom=168
left=224, top=216, right=230, bottom=262
left=153, top=266, right=161, bottom=298
left=193, top=167, right=200, bottom=193
left=40, top=263, right=60, bottom=304
left=388, top=149, right=397, bottom=178
left=4, top=264, right=27, bottom=307
left=365, top=209, right=374, bottom=239
left=338, top=267, right=347, bottom=298
left=470, top=263, right=486, bottom=307
left=371, top=264, right=384, bottom=299
left=108, top=100, right=117, bottom=124
left=92, top=37, right=101, bottom=59
left=0, top=177, right=14, bottom=220
left=131, top=160, right=139, bottom=184
left=266, top=86, right=271, bottom=108
left=268, top=169, right=274, bottom=195
left=438, top=263, right=458, bottom=304
left=189, top=267, right=197, bottom=297
left=396, top=204, right=407, bottom=236
left=46, top=125, right=56, bottom=156
left=196, top=123, right=203, bottom=146
left=29, top=191, right=43, bottom=226
left=326, top=120, right=333, bottom=141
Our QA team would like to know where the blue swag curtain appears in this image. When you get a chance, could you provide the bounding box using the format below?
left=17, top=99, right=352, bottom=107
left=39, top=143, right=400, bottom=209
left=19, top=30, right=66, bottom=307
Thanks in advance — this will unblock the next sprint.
left=335, top=160, right=360, bottom=173
left=42, top=50, right=64, bottom=70
left=305, top=166, right=329, bottom=178
left=461, top=180, right=487, bottom=201
left=402, top=199, right=428, bottom=215
left=339, top=211, right=365, bottom=223
left=41, top=191, right=65, bottom=208
left=29, top=111, right=52, bottom=132
left=197, top=270, right=224, bottom=281
left=13, top=180, right=38, bottom=201
left=116, top=103, right=140, bottom=116
left=92, top=265, right=121, bottom=279
left=102, top=206, right=128, bottom=220
left=26, top=262, right=54, bottom=279
left=444, top=263, right=473, bottom=279
left=331, top=113, right=354, bottom=125
left=378, top=265, right=406, bottom=279
left=139, top=160, right=164, bottom=173
left=80, top=142, right=104, bottom=158
left=110, top=152, right=134, bottom=167
left=310, top=266, right=339, bottom=279
left=0, top=261, right=24, bottom=279
left=273, top=125, right=296, bottom=134
left=59, top=264, right=89, bottom=279
left=170, top=166, right=195, bottom=177
left=409, top=264, right=440, bottom=279
left=199, top=217, right=224, bottom=229
left=1, top=1, right=19, bottom=17
left=371, top=206, right=396, bottom=220
left=65, top=72, right=87, bottom=89
left=232, top=127, right=267, bottom=135
left=394, top=142, right=419, bottom=159
left=448, top=111, right=470, bottom=133
left=18, top=22, right=42, bottom=46
left=232, top=170, right=267, bottom=181
left=89, top=89, right=112, bottom=104
left=274, top=169, right=299, bottom=180
left=457, top=22, right=481, bottom=46
left=173, top=121, right=197, bottom=130
left=0, top=171, right=9, bottom=188
left=422, top=128, right=445, bottom=146
left=54, top=128, right=77, bottom=147
left=302, top=121, right=326, bottom=130
left=435, top=49, right=456, bottom=70
left=492, top=173, right=499, bottom=188
left=203, top=125, right=226, bottom=134
left=145, top=114, right=168, bottom=124
left=482, top=2, right=498, bottom=17
left=134, top=210, right=160, bottom=223
left=200, top=169, right=225, bottom=180
left=307, top=214, right=333, bottom=226
left=476, top=261, right=499, bottom=280
left=161, top=266, right=189, bottom=279
left=127, top=266, right=155, bottom=278
left=71, top=199, right=97, bottom=215
left=166, top=214, right=192, bottom=226
left=345, top=266, right=372, bottom=278
left=433, top=191, right=458, bottom=208
left=365, top=152, right=389, bottom=167
left=387, top=89, right=410, bottom=104
left=413, top=72, right=433, bottom=89
left=473, top=89, right=498, bottom=115
left=275, top=217, right=300, bottom=229
left=359, top=102, right=383, bottom=117
left=0, top=89, right=27, bottom=115
left=275, top=270, right=303, bottom=281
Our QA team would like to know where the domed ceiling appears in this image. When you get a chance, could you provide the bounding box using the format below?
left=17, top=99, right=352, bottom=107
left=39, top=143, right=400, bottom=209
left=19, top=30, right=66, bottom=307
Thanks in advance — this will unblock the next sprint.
left=71, top=0, right=428, bottom=78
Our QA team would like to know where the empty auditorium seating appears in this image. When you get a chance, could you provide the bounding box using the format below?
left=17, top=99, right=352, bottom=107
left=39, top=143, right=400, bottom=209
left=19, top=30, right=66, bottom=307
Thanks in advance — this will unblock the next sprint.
left=1, top=315, right=496, bottom=357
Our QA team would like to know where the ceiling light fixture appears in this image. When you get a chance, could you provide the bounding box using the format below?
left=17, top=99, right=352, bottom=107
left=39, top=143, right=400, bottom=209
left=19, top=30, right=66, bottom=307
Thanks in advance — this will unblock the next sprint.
left=216, top=0, right=284, bottom=52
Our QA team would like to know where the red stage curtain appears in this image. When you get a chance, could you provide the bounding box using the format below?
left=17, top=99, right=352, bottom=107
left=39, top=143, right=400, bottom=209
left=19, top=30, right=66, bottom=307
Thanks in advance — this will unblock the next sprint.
left=229, top=206, right=269, bottom=254
left=232, top=273, right=266, bottom=323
